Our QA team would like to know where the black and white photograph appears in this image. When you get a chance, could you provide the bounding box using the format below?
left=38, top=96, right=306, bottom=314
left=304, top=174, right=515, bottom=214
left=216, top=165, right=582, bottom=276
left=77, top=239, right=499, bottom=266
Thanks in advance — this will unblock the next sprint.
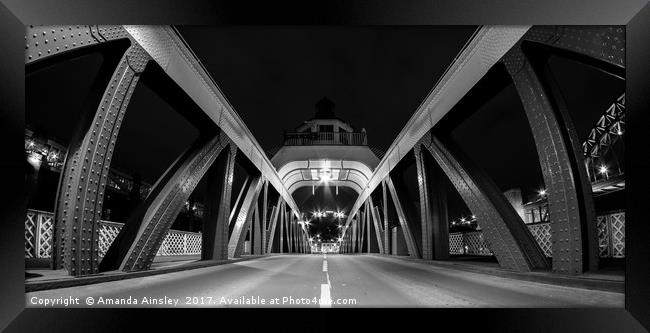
left=1, top=1, right=650, bottom=332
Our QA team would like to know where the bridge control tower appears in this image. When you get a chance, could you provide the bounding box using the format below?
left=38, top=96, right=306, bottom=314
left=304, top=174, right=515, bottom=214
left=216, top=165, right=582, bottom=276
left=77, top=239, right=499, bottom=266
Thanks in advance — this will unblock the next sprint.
left=269, top=98, right=381, bottom=244
left=271, top=98, right=380, bottom=196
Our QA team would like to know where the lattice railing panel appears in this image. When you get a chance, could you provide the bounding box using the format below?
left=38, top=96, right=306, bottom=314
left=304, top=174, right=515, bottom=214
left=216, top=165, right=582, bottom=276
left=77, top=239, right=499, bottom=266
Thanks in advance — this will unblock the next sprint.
left=449, top=231, right=493, bottom=256
left=527, top=222, right=552, bottom=257
left=185, top=233, right=202, bottom=255
left=157, top=231, right=202, bottom=256
left=449, top=233, right=464, bottom=254
left=25, top=209, right=202, bottom=259
left=596, top=212, right=625, bottom=258
left=609, top=212, right=625, bottom=258
left=98, top=221, right=124, bottom=258
left=37, top=213, right=54, bottom=258
left=463, top=231, right=493, bottom=256
left=597, top=215, right=611, bottom=257
left=25, top=211, right=37, bottom=258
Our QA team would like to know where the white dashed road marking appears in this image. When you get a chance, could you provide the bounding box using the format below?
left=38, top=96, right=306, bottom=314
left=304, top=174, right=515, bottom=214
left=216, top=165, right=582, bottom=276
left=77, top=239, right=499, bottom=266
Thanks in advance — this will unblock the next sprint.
left=320, top=253, right=332, bottom=308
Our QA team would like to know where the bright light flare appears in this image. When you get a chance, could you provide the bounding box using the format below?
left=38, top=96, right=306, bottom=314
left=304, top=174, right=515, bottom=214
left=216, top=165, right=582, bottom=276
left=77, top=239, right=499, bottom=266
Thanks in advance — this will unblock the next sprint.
left=599, top=165, right=608, bottom=174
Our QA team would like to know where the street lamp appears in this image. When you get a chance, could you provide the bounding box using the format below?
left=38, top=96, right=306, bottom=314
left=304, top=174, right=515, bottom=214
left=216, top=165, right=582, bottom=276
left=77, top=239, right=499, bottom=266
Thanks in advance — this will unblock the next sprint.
left=599, top=165, right=609, bottom=179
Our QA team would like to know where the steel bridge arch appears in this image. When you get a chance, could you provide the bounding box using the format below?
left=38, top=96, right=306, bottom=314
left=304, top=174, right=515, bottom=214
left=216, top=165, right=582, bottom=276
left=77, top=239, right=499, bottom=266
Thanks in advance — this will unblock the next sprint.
left=26, top=25, right=302, bottom=276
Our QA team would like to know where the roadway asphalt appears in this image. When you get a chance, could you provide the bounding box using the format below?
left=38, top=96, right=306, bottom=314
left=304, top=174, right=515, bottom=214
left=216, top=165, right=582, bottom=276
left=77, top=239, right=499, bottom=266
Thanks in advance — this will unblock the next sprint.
left=26, top=254, right=623, bottom=308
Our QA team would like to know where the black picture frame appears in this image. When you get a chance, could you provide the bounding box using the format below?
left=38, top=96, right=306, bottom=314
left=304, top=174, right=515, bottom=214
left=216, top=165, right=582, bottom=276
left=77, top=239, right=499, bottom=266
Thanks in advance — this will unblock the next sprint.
left=1, top=0, right=648, bottom=331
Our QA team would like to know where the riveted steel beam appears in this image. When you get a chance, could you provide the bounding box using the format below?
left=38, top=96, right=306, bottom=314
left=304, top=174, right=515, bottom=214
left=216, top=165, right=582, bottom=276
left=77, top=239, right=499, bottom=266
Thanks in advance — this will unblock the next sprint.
left=385, top=176, right=421, bottom=259
left=287, top=211, right=293, bottom=253
left=521, top=26, right=625, bottom=70
left=280, top=202, right=285, bottom=253
left=382, top=180, right=390, bottom=254
left=414, top=140, right=450, bottom=260
left=266, top=200, right=281, bottom=253
left=46, top=40, right=150, bottom=276
left=201, top=143, right=237, bottom=261
left=351, top=216, right=357, bottom=253
left=366, top=201, right=372, bottom=253
left=25, top=25, right=131, bottom=65
left=367, top=197, right=384, bottom=254
left=422, top=134, right=549, bottom=272
left=261, top=180, right=269, bottom=254
left=123, top=26, right=300, bottom=217
left=342, top=27, right=529, bottom=235
left=115, top=134, right=231, bottom=272
left=253, top=201, right=262, bottom=255
left=358, top=215, right=362, bottom=253
left=502, top=41, right=601, bottom=274
left=414, top=144, right=434, bottom=260
left=228, top=176, right=263, bottom=258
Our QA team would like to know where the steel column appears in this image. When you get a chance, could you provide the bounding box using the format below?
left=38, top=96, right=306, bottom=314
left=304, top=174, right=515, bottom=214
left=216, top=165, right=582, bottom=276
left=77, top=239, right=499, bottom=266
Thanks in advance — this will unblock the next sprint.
left=385, top=176, right=420, bottom=259
left=368, top=197, right=384, bottom=254
left=382, top=180, right=390, bottom=254
left=502, top=36, right=604, bottom=273
left=110, top=134, right=230, bottom=272
left=228, top=176, right=263, bottom=258
left=266, top=200, right=281, bottom=253
left=366, top=200, right=372, bottom=253
left=414, top=145, right=434, bottom=260
left=288, top=212, right=294, bottom=253
left=280, top=202, right=284, bottom=253
left=201, top=144, right=237, bottom=261
left=253, top=199, right=262, bottom=255
left=49, top=42, right=150, bottom=275
left=352, top=217, right=357, bottom=253
left=262, top=180, right=268, bottom=254
left=414, top=142, right=450, bottom=260
left=357, top=216, right=362, bottom=253
left=421, top=133, right=548, bottom=271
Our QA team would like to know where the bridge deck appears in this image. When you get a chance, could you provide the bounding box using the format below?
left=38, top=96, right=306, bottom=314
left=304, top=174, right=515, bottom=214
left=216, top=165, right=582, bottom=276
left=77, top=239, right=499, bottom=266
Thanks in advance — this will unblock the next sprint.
left=26, top=254, right=622, bottom=307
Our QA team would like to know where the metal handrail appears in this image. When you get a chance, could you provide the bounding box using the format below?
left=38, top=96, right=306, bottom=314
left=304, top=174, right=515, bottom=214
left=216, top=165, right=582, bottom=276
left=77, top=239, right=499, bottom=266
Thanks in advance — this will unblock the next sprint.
left=283, top=131, right=367, bottom=146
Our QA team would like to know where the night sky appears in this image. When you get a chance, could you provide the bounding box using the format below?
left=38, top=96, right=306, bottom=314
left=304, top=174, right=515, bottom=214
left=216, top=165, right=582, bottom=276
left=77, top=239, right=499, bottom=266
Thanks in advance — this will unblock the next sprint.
left=175, top=26, right=478, bottom=152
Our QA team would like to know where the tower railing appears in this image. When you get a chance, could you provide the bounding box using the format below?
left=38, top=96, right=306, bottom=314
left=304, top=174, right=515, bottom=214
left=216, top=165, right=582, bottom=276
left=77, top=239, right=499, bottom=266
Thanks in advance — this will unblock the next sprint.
left=283, top=131, right=367, bottom=146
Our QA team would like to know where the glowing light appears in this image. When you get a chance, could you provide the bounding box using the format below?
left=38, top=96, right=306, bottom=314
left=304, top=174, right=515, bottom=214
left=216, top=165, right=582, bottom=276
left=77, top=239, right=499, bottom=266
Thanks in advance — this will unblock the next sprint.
left=27, top=152, right=41, bottom=168
left=471, top=215, right=476, bottom=219
left=460, top=217, right=466, bottom=222
left=320, top=168, right=331, bottom=182
left=599, top=165, right=608, bottom=174
left=538, top=189, right=547, bottom=196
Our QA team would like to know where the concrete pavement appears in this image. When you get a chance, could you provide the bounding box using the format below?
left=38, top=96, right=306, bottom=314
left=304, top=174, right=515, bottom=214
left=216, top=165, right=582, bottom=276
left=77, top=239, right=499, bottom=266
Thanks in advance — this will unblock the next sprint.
left=26, top=254, right=623, bottom=308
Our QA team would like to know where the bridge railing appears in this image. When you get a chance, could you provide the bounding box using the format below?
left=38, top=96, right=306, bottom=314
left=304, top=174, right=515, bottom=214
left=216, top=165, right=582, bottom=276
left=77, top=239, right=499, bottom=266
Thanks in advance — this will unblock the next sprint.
left=449, top=211, right=624, bottom=258
left=283, top=132, right=367, bottom=146
left=25, top=209, right=202, bottom=259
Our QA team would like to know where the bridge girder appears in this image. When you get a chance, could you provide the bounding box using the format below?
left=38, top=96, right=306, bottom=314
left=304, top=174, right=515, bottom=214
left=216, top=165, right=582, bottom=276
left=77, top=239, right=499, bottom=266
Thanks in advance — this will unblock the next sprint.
left=201, top=144, right=238, bottom=261
left=341, top=25, right=624, bottom=275
left=499, top=25, right=624, bottom=274
left=228, top=176, right=263, bottom=258
left=343, top=26, right=529, bottom=238
left=27, top=25, right=300, bottom=276
left=32, top=26, right=153, bottom=275
left=420, top=133, right=550, bottom=272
